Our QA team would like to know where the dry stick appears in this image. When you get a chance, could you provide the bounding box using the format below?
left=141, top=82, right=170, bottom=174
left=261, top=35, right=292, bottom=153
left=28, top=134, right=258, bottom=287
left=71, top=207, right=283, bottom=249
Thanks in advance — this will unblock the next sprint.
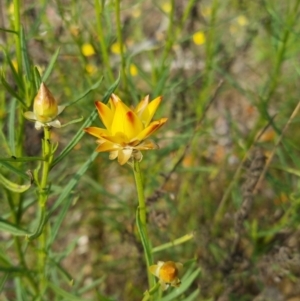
left=213, top=114, right=277, bottom=227
left=161, top=79, right=224, bottom=188
left=253, top=100, right=300, bottom=195
left=221, top=100, right=300, bottom=273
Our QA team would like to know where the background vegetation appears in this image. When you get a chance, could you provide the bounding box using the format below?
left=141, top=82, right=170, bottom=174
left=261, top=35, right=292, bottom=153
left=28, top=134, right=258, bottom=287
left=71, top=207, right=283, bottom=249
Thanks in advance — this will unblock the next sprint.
left=1, top=0, right=300, bottom=300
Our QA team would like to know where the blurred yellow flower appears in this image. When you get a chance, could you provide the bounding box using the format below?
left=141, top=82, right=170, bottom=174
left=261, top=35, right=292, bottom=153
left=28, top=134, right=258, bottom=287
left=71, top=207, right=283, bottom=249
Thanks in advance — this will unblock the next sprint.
left=202, top=6, right=211, bottom=17
left=24, top=83, right=65, bottom=130
left=149, top=261, right=183, bottom=291
left=85, top=63, right=97, bottom=74
left=237, top=15, right=248, bottom=26
left=82, top=43, right=96, bottom=57
left=162, top=2, right=172, bottom=13
left=193, top=31, right=206, bottom=45
left=84, top=94, right=167, bottom=165
left=130, top=64, right=138, bottom=77
left=111, top=42, right=125, bottom=54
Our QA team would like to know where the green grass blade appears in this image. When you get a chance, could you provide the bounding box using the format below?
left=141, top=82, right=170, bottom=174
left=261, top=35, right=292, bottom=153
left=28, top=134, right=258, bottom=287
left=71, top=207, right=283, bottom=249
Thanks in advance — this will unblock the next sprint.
left=47, top=281, right=92, bottom=301
left=0, top=172, right=31, bottom=193
left=0, top=273, right=8, bottom=293
left=42, top=47, right=60, bottom=82
left=52, top=75, right=120, bottom=167
left=159, top=267, right=201, bottom=301
left=0, top=156, right=45, bottom=162
left=49, top=151, right=98, bottom=219
left=20, top=27, right=31, bottom=80
left=136, top=208, right=153, bottom=265
left=0, top=219, right=31, bottom=236
left=65, top=76, right=103, bottom=106
left=1, top=76, right=26, bottom=107
left=0, top=162, right=31, bottom=180
left=0, top=27, right=17, bottom=34
left=33, top=66, right=42, bottom=90
left=8, top=98, right=16, bottom=156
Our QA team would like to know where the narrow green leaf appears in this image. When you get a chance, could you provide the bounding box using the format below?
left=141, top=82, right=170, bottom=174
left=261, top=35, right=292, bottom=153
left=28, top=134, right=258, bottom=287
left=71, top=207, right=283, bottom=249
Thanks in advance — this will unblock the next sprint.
left=8, top=99, right=16, bottom=156
left=136, top=209, right=153, bottom=265
left=47, top=282, right=92, bottom=301
left=159, top=267, right=201, bottom=301
left=0, top=162, right=31, bottom=180
left=64, top=76, right=103, bottom=107
left=0, top=156, right=45, bottom=162
left=0, top=273, right=9, bottom=293
left=0, top=219, right=31, bottom=236
left=3, top=49, right=24, bottom=90
left=42, top=47, right=60, bottom=82
left=49, top=152, right=98, bottom=225
left=52, top=75, right=120, bottom=167
left=152, top=233, right=194, bottom=253
left=60, top=116, right=84, bottom=128
left=0, top=27, right=17, bottom=34
left=0, top=172, right=31, bottom=193
left=20, top=27, right=31, bottom=80
left=1, top=75, right=26, bottom=107
left=28, top=206, right=47, bottom=240
left=33, top=66, right=42, bottom=90
left=180, top=288, right=200, bottom=301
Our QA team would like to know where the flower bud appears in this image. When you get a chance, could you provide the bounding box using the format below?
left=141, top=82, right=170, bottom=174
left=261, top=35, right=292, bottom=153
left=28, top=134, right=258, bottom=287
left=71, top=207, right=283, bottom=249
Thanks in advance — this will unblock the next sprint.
left=33, top=83, right=58, bottom=122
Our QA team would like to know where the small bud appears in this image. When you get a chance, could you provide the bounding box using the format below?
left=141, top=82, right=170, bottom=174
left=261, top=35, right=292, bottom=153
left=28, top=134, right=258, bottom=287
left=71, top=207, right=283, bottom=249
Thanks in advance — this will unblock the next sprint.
left=149, top=261, right=183, bottom=291
left=33, top=83, right=58, bottom=122
left=24, top=82, right=65, bottom=130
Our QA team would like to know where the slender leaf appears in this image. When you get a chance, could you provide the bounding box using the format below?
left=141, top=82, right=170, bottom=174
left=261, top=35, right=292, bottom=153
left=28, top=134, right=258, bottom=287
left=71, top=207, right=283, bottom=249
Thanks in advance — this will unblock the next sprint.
left=0, top=273, right=9, bottom=293
left=0, top=162, right=31, bottom=180
left=49, top=152, right=98, bottom=223
left=64, top=76, right=103, bottom=107
left=20, top=27, right=31, bottom=80
left=1, top=76, right=26, bottom=107
left=28, top=206, right=47, bottom=240
left=0, top=27, right=17, bottom=34
left=33, top=66, right=42, bottom=90
left=47, top=282, right=92, bottom=301
left=136, top=209, right=153, bottom=265
left=0, top=172, right=31, bottom=193
left=3, top=49, right=24, bottom=90
left=52, top=75, right=120, bottom=167
left=42, top=47, right=60, bottom=82
left=0, top=156, right=45, bottom=162
left=0, top=219, right=31, bottom=236
left=8, top=99, right=16, bottom=156
left=159, top=267, right=201, bottom=301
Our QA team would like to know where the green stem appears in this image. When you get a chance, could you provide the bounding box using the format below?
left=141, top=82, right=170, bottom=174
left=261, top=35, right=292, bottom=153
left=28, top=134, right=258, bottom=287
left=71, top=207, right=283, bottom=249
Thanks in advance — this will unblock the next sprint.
left=160, top=0, right=175, bottom=70
left=132, top=160, right=155, bottom=290
left=94, top=0, right=114, bottom=82
left=37, top=126, right=52, bottom=296
left=13, top=0, right=22, bottom=77
left=115, top=0, right=128, bottom=93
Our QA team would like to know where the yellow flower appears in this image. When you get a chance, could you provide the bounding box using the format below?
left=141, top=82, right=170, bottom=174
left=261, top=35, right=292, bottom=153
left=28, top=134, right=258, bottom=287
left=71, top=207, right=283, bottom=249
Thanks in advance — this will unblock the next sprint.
left=84, top=94, right=167, bottom=165
left=149, top=261, right=183, bottom=291
left=193, top=31, right=206, bottom=45
left=24, top=83, right=65, bottom=130
left=82, top=43, right=96, bottom=57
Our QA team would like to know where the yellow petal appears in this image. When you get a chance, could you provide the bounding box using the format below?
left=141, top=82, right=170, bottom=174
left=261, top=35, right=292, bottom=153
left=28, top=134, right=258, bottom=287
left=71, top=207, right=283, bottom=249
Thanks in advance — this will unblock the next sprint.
left=149, top=265, right=158, bottom=277
left=111, top=102, right=143, bottom=139
left=101, top=132, right=129, bottom=144
left=96, top=141, right=119, bottom=152
left=118, top=149, right=133, bottom=165
left=141, top=96, right=162, bottom=126
left=135, top=118, right=168, bottom=141
left=84, top=126, right=110, bottom=138
left=135, top=95, right=149, bottom=116
left=109, top=150, right=118, bottom=160
left=135, top=140, right=158, bottom=150
left=95, top=101, right=113, bottom=130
